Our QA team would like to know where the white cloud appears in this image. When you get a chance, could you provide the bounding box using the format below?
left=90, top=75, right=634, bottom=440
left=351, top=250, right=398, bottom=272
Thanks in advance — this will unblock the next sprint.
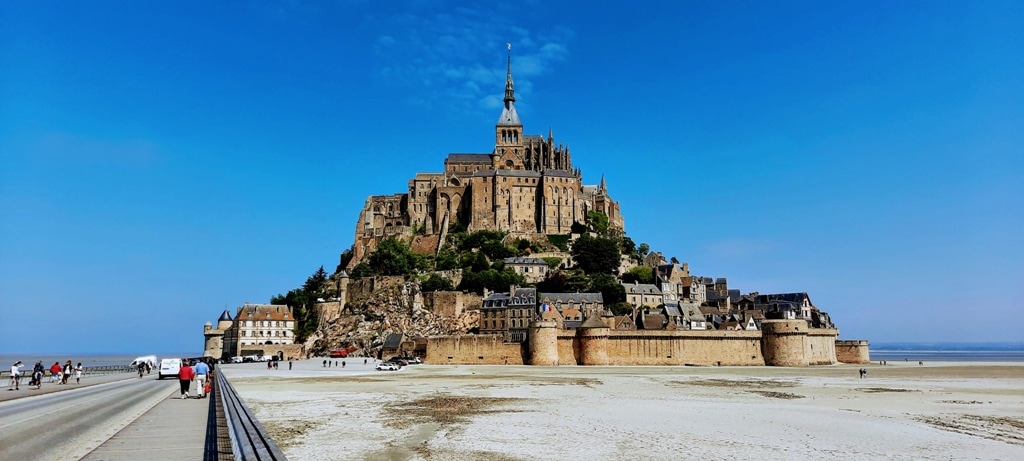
left=363, top=5, right=573, bottom=116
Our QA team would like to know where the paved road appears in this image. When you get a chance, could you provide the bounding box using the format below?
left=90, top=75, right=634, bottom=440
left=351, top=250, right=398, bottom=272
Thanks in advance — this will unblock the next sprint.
left=0, top=376, right=177, bottom=461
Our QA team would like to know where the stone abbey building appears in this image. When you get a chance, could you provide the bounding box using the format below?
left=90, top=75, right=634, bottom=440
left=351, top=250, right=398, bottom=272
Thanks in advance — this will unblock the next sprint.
left=348, top=51, right=624, bottom=267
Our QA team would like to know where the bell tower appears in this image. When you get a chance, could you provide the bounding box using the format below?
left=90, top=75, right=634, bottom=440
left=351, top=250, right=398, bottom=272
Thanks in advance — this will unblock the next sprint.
left=494, top=43, right=523, bottom=170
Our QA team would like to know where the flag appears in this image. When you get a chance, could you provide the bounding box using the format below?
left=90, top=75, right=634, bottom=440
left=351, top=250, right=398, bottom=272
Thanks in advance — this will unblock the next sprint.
left=539, top=303, right=550, bottom=313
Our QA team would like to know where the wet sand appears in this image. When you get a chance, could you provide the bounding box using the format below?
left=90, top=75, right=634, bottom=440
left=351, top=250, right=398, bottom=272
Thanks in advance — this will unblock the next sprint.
left=221, top=360, right=1024, bottom=460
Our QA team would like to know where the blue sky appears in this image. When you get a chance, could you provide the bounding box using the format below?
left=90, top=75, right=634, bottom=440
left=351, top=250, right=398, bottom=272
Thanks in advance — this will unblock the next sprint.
left=2, top=1, right=1021, bottom=354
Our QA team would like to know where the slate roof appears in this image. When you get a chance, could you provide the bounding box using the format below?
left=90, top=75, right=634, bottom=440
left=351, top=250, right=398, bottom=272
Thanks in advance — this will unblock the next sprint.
left=504, top=257, right=549, bottom=266
left=471, top=169, right=543, bottom=178
left=482, top=292, right=510, bottom=309
left=623, top=283, right=662, bottom=295
left=509, top=287, right=537, bottom=306
left=662, top=304, right=682, bottom=317
left=235, top=304, right=294, bottom=321
left=641, top=313, right=666, bottom=330
left=756, top=293, right=811, bottom=305
left=539, top=293, right=604, bottom=304
left=563, top=320, right=583, bottom=329
left=446, top=153, right=492, bottom=163
left=382, top=333, right=404, bottom=349
left=218, top=309, right=233, bottom=322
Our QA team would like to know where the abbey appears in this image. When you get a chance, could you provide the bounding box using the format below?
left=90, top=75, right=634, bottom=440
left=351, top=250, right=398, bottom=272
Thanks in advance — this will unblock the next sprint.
left=348, top=50, right=624, bottom=267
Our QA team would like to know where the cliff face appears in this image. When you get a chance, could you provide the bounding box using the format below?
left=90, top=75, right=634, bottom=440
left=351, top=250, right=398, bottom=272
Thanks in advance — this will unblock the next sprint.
left=303, top=277, right=478, bottom=357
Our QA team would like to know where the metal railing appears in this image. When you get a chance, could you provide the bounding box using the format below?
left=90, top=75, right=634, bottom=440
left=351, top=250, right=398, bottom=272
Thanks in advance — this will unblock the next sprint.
left=214, top=370, right=287, bottom=460
left=1, top=365, right=134, bottom=380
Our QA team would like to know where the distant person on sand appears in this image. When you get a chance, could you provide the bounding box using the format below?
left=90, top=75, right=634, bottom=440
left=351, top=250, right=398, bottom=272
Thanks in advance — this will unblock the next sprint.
left=288, top=361, right=292, bottom=370
left=74, top=363, right=82, bottom=384
left=50, top=362, right=61, bottom=383
left=322, top=359, right=326, bottom=367
left=178, top=361, right=195, bottom=399
left=342, top=360, right=346, bottom=368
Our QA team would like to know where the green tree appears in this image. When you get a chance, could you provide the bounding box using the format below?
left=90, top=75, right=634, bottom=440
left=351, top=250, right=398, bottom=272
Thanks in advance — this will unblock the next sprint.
left=304, top=265, right=328, bottom=293
left=336, top=248, right=354, bottom=275
left=571, top=234, right=621, bottom=274
left=620, top=236, right=636, bottom=256
left=589, top=273, right=626, bottom=304
left=435, top=247, right=460, bottom=271
left=621, top=266, right=654, bottom=284
left=369, top=237, right=418, bottom=276
left=608, top=302, right=634, bottom=316
left=541, top=256, right=562, bottom=269
left=536, top=269, right=590, bottom=293
left=350, top=262, right=372, bottom=278
left=586, top=210, right=609, bottom=235
left=636, top=242, right=650, bottom=262
left=420, top=273, right=454, bottom=292
left=457, top=267, right=524, bottom=294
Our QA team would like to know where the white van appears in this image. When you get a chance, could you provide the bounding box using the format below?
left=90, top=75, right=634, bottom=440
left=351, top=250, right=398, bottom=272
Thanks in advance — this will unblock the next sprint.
left=158, top=358, right=181, bottom=380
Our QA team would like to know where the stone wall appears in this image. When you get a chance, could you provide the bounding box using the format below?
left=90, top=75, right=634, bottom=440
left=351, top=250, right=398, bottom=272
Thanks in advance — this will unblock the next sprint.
left=807, top=330, right=839, bottom=365
left=428, top=324, right=843, bottom=367
left=425, top=335, right=525, bottom=365
left=836, top=340, right=871, bottom=364
left=422, top=291, right=482, bottom=318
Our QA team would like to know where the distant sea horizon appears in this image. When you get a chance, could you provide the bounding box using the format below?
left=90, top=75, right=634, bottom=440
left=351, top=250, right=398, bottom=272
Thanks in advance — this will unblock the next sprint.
left=868, top=341, right=1024, bottom=362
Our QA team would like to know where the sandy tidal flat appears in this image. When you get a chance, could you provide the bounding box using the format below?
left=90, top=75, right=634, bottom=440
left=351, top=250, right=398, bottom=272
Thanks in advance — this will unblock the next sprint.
left=221, top=360, right=1024, bottom=460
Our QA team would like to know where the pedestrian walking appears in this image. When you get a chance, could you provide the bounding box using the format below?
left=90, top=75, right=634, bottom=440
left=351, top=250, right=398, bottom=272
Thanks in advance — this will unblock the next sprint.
left=49, top=362, right=61, bottom=383
left=74, top=363, right=82, bottom=384
left=32, top=361, right=44, bottom=389
left=342, top=360, right=346, bottom=368
left=61, top=361, right=72, bottom=384
left=178, top=361, right=195, bottom=399
left=322, top=359, right=326, bottom=367
left=194, top=360, right=210, bottom=398
left=288, top=361, right=292, bottom=370
left=8, top=361, right=23, bottom=390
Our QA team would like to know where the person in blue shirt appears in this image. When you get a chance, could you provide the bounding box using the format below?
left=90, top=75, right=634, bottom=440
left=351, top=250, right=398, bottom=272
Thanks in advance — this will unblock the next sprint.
left=194, top=360, right=211, bottom=398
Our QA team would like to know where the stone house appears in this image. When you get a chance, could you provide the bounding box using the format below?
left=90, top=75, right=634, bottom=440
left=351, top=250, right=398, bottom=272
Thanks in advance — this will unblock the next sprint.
left=623, top=282, right=663, bottom=308
left=503, top=257, right=549, bottom=283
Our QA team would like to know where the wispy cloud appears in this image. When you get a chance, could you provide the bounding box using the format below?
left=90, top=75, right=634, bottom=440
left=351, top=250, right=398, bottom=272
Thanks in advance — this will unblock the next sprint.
left=366, top=6, right=573, bottom=115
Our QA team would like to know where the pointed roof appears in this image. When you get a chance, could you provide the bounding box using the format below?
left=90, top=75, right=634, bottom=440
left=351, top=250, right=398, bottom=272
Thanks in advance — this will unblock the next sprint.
left=497, top=44, right=522, bottom=127
left=218, top=309, right=232, bottom=322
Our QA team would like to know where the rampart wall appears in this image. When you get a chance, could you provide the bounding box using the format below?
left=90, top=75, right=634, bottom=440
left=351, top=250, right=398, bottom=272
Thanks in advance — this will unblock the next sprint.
left=835, top=340, right=871, bottom=364
left=427, top=325, right=851, bottom=366
left=425, top=335, right=525, bottom=365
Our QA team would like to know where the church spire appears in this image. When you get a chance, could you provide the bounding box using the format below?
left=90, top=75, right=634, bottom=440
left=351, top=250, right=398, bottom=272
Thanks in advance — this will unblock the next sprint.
left=504, top=43, right=515, bottom=105
left=496, top=43, right=521, bottom=127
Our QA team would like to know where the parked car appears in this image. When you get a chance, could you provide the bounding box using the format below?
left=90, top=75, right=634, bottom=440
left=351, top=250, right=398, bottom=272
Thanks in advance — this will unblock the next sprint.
left=405, top=357, right=422, bottom=364
left=230, top=356, right=244, bottom=363
left=158, top=358, right=181, bottom=380
left=387, top=358, right=408, bottom=367
left=375, top=362, right=399, bottom=371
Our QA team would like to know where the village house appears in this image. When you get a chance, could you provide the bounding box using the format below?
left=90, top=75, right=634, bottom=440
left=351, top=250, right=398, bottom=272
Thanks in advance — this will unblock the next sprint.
left=503, top=257, right=550, bottom=283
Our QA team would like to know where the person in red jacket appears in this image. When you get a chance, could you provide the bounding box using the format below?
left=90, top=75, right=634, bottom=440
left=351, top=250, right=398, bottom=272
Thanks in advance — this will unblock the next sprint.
left=49, top=362, right=62, bottom=384
left=178, top=361, right=195, bottom=399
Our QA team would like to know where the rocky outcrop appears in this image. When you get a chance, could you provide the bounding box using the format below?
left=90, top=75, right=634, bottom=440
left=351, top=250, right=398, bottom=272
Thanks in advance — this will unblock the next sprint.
left=304, top=278, right=478, bottom=357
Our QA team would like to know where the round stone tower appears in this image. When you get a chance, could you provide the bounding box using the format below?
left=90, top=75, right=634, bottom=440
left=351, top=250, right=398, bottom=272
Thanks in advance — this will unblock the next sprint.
left=761, top=319, right=809, bottom=366
left=216, top=309, right=233, bottom=330
left=577, top=315, right=610, bottom=365
left=528, top=319, right=559, bottom=366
